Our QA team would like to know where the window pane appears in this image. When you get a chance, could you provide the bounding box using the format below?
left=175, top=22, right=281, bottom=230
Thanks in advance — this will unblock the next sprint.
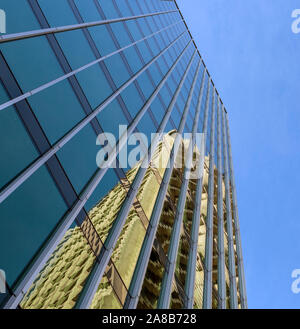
left=57, top=124, right=98, bottom=194
left=1, top=0, right=40, bottom=34
left=0, top=36, right=64, bottom=92
left=38, top=0, right=77, bottom=26
left=0, top=165, right=67, bottom=286
left=28, top=80, right=86, bottom=144
left=0, top=83, right=38, bottom=189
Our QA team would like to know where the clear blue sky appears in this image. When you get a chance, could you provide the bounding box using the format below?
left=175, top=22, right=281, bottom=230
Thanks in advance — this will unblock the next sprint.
left=177, top=0, right=300, bottom=309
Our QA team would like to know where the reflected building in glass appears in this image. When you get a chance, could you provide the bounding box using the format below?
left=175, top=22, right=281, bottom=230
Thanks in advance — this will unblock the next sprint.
left=0, top=0, right=247, bottom=309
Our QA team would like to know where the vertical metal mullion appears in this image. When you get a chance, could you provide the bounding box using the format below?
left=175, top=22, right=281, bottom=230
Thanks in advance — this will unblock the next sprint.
left=157, top=60, right=201, bottom=309
left=203, top=86, right=216, bottom=309
left=221, top=107, right=238, bottom=309
left=124, top=51, right=198, bottom=309
left=217, top=98, right=226, bottom=308
left=184, top=73, right=209, bottom=309
left=225, top=113, right=248, bottom=309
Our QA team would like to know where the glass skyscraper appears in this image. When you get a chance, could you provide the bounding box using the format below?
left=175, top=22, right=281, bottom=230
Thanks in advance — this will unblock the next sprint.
left=0, top=0, right=247, bottom=309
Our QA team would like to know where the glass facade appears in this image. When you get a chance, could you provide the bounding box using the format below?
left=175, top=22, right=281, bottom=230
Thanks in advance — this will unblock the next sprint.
left=0, top=0, right=247, bottom=309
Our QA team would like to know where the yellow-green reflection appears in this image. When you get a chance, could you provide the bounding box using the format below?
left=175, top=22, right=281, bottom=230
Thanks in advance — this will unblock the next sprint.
left=21, top=227, right=96, bottom=309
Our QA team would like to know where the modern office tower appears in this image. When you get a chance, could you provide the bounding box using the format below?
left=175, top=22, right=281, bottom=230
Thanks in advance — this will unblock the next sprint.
left=0, top=0, right=246, bottom=309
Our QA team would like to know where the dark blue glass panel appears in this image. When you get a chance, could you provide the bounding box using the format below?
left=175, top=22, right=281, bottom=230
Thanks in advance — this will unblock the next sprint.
left=148, top=64, right=162, bottom=86
left=74, top=0, right=100, bottom=20
left=57, top=124, right=99, bottom=194
left=104, top=53, right=131, bottom=88
left=84, top=168, right=119, bottom=212
left=136, top=40, right=152, bottom=64
left=171, top=106, right=181, bottom=129
left=75, top=64, right=113, bottom=109
left=110, top=22, right=132, bottom=47
left=123, top=47, right=143, bottom=74
left=167, top=76, right=177, bottom=94
left=138, top=18, right=152, bottom=38
left=120, top=83, right=144, bottom=118
left=96, top=99, right=129, bottom=138
left=126, top=20, right=143, bottom=41
left=127, top=0, right=142, bottom=15
left=0, top=165, right=67, bottom=286
left=55, top=30, right=95, bottom=68
left=28, top=80, right=86, bottom=144
left=88, top=25, right=118, bottom=56
left=38, top=0, right=77, bottom=26
left=150, top=97, right=165, bottom=125
left=136, top=112, right=156, bottom=147
left=98, top=0, right=119, bottom=19
left=114, top=0, right=132, bottom=17
left=0, top=84, right=38, bottom=190
left=147, top=37, right=160, bottom=57
left=159, top=85, right=172, bottom=108
left=137, top=71, right=155, bottom=99
left=0, top=36, right=64, bottom=92
left=1, top=0, right=40, bottom=33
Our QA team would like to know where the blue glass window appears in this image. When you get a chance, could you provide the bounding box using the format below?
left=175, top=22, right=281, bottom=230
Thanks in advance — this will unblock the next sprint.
left=1, top=0, right=40, bottom=33
left=98, top=0, right=119, bottom=19
left=110, top=22, right=132, bottom=48
left=57, top=124, right=99, bottom=194
left=28, top=80, right=86, bottom=144
left=38, top=0, right=77, bottom=26
left=104, top=53, right=131, bottom=88
left=0, top=165, right=67, bottom=286
left=123, top=47, right=143, bottom=74
left=0, top=84, right=38, bottom=190
left=137, top=71, right=155, bottom=99
left=0, top=36, right=64, bottom=92
left=120, top=83, right=144, bottom=118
